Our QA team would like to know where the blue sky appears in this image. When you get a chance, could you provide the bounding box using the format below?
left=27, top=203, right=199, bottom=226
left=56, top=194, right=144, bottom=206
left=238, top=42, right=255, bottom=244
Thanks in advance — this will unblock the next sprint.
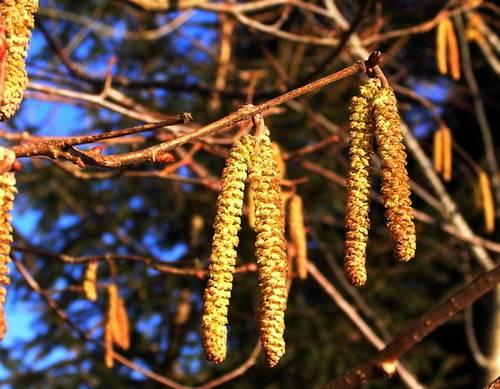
left=0, top=2, right=456, bottom=384
left=1, top=4, right=219, bottom=383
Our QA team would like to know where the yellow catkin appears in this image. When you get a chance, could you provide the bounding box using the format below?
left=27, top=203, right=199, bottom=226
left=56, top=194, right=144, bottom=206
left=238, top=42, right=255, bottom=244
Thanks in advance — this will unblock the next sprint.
left=473, top=182, right=483, bottom=210
left=248, top=143, right=286, bottom=230
left=249, top=125, right=287, bottom=367
left=0, top=147, right=16, bottom=340
left=174, top=289, right=192, bottom=326
left=202, top=135, right=254, bottom=364
left=190, top=214, right=204, bottom=247
left=446, top=19, right=461, bottom=81
left=247, top=185, right=256, bottom=229
left=436, top=19, right=449, bottom=76
left=104, top=285, right=129, bottom=366
left=114, top=291, right=130, bottom=350
left=83, top=261, right=98, bottom=302
left=103, top=315, right=114, bottom=368
left=0, top=0, right=38, bottom=121
left=433, top=128, right=444, bottom=173
left=442, top=126, right=453, bottom=182
left=479, top=170, right=495, bottom=234
left=271, top=142, right=286, bottom=180
left=466, top=13, right=486, bottom=44
left=344, top=80, right=380, bottom=286
left=107, top=285, right=119, bottom=340
left=288, top=194, right=308, bottom=280
left=372, top=86, right=416, bottom=262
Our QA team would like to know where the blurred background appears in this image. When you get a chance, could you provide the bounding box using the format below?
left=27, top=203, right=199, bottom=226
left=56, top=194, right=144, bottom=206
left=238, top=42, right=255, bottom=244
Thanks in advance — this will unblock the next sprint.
left=0, top=0, right=498, bottom=387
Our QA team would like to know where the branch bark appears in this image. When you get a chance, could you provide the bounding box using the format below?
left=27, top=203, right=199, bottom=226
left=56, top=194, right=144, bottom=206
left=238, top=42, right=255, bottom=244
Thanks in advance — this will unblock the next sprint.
left=8, top=115, right=192, bottom=168
left=323, top=264, right=500, bottom=388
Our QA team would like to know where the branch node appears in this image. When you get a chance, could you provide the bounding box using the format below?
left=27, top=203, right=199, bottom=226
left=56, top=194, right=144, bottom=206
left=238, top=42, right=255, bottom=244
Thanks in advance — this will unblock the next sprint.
left=364, top=51, right=382, bottom=69
left=378, top=360, right=397, bottom=378
left=181, top=112, right=194, bottom=123
left=154, top=151, right=175, bottom=164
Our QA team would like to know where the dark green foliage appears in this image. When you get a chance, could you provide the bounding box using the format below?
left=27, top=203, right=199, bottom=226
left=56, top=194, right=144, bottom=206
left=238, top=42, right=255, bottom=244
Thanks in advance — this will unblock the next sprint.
left=0, top=0, right=498, bottom=388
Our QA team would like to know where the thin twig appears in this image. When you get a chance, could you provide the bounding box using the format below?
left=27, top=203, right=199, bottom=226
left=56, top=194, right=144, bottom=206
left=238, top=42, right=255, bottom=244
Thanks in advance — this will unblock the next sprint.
left=308, top=263, right=424, bottom=389
left=58, top=60, right=366, bottom=168
left=454, top=14, right=500, bottom=207
left=10, top=115, right=191, bottom=157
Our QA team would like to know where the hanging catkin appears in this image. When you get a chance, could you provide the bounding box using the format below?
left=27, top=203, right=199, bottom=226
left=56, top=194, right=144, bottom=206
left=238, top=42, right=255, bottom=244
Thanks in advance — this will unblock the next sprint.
left=113, top=290, right=130, bottom=350
left=344, top=80, right=380, bottom=286
left=103, top=313, right=114, bottom=368
left=246, top=185, right=256, bottom=229
left=248, top=142, right=286, bottom=230
left=108, top=284, right=130, bottom=351
left=201, top=135, right=254, bottom=364
left=442, top=126, right=453, bottom=182
left=271, top=142, right=286, bottom=179
left=433, top=128, right=444, bottom=174
left=436, top=19, right=449, bottom=76
left=372, top=85, right=416, bottom=262
left=174, top=289, right=192, bottom=325
left=433, top=126, right=453, bottom=181
left=446, top=19, right=461, bottom=81
left=190, top=214, right=204, bottom=247
left=0, top=0, right=38, bottom=121
left=479, top=170, right=495, bottom=234
left=435, top=18, right=461, bottom=80
left=466, top=12, right=486, bottom=44
left=83, top=261, right=98, bottom=302
left=103, top=284, right=130, bottom=367
left=288, top=194, right=308, bottom=280
left=0, top=147, right=16, bottom=340
left=249, top=123, right=287, bottom=367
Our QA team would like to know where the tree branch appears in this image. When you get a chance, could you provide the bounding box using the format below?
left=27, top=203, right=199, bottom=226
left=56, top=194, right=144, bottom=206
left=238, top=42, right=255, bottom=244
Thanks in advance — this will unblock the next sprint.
left=308, top=263, right=424, bottom=389
left=91, top=58, right=368, bottom=166
left=8, top=115, right=192, bottom=168
left=323, top=264, right=500, bottom=388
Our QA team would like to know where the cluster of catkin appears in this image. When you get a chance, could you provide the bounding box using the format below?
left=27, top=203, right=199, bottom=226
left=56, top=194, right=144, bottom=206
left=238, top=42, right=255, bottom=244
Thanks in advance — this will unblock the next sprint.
left=0, top=0, right=38, bottom=121
left=436, top=18, right=461, bottom=80
left=104, top=284, right=130, bottom=368
left=202, top=120, right=287, bottom=367
left=345, top=79, right=416, bottom=286
left=248, top=143, right=308, bottom=280
left=0, top=147, right=16, bottom=340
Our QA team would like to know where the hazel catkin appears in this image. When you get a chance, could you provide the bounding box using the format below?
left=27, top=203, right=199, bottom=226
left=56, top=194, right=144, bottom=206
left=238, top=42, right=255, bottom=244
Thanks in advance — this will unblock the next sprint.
left=441, top=126, right=453, bottom=182
left=436, top=18, right=461, bottom=80
left=247, top=142, right=286, bottom=230
left=201, top=135, right=254, bottom=364
left=436, top=19, right=449, bottom=76
left=445, top=19, right=461, bottom=81
left=83, top=261, right=98, bottom=302
left=249, top=126, right=287, bottom=367
left=0, top=0, right=38, bottom=121
left=288, top=194, right=308, bottom=280
left=108, top=285, right=130, bottom=351
left=0, top=147, right=16, bottom=340
left=344, top=88, right=376, bottom=286
left=103, top=284, right=130, bottom=368
left=433, top=128, right=444, bottom=174
left=271, top=142, right=286, bottom=180
left=103, top=313, right=114, bottom=368
left=113, top=290, right=130, bottom=350
left=479, top=170, right=495, bottom=234
left=372, top=86, right=416, bottom=262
